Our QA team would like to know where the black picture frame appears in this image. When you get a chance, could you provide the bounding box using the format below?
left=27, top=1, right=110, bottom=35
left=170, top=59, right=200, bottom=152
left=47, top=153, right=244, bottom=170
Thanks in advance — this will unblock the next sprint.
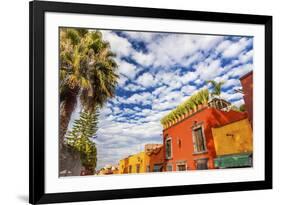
left=29, top=0, right=272, bottom=204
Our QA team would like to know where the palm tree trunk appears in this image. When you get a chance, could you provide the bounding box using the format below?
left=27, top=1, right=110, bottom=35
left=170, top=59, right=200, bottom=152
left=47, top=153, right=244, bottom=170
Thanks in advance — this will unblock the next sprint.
left=59, top=88, right=81, bottom=176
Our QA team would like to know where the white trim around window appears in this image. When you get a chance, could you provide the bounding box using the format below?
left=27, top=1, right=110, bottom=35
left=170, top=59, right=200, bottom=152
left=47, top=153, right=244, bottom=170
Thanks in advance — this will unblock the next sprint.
left=176, top=160, right=188, bottom=171
left=192, top=123, right=208, bottom=154
left=165, top=137, right=173, bottom=159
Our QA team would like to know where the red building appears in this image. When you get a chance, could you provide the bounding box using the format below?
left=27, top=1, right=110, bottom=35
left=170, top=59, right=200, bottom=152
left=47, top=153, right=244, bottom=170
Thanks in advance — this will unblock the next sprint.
left=240, top=71, right=253, bottom=125
left=162, top=107, right=247, bottom=171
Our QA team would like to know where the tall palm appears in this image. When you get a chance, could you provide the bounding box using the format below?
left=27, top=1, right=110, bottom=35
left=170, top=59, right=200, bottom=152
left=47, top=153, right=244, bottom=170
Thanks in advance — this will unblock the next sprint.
left=206, top=80, right=224, bottom=98
left=59, top=28, right=118, bottom=174
left=206, top=80, right=224, bottom=108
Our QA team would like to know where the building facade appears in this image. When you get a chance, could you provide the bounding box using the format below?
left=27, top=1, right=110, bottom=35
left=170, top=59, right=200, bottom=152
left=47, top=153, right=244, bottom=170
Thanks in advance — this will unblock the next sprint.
left=212, top=118, right=253, bottom=168
left=144, top=144, right=164, bottom=172
left=162, top=107, right=248, bottom=171
left=119, top=144, right=164, bottom=174
left=240, top=71, right=253, bottom=125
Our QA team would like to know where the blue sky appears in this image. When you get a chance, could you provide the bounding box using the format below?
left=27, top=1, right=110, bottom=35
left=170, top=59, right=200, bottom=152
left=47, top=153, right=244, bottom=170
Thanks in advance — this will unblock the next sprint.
left=70, top=30, right=253, bottom=170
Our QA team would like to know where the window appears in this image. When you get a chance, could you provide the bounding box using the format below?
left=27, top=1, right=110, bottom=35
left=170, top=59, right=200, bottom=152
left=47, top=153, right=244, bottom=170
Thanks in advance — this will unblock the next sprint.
left=153, top=164, right=162, bottom=172
left=176, top=161, right=187, bottom=171
left=146, top=165, right=150, bottom=172
left=128, top=165, right=132, bottom=173
left=177, top=164, right=186, bottom=171
left=166, top=164, right=173, bottom=172
left=193, top=126, right=207, bottom=153
left=165, top=138, right=172, bottom=159
left=136, top=164, right=140, bottom=173
left=196, top=158, right=208, bottom=170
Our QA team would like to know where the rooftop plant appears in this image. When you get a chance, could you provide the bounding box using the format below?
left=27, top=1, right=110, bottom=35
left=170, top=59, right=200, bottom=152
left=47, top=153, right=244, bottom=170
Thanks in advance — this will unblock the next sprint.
left=160, top=89, right=209, bottom=127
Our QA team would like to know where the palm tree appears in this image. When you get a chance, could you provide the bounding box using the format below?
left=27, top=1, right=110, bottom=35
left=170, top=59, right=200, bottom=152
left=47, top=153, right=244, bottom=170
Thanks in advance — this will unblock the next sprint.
left=206, top=80, right=224, bottom=108
left=59, top=28, right=119, bottom=174
left=206, top=80, right=224, bottom=98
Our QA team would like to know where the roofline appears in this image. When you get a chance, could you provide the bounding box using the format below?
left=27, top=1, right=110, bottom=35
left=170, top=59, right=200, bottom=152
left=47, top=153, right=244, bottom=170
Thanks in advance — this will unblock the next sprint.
left=163, top=107, right=208, bottom=132
left=240, top=70, right=253, bottom=80
left=211, top=116, right=248, bottom=128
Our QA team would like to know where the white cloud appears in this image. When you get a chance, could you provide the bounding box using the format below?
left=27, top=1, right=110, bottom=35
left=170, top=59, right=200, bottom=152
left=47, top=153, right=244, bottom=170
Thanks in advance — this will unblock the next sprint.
left=160, top=90, right=184, bottom=103
left=198, top=35, right=224, bottom=51
left=221, top=90, right=244, bottom=102
left=152, top=100, right=180, bottom=111
left=136, top=72, right=156, bottom=87
left=123, top=83, right=145, bottom=92
left=239, top=49, right=253, bottom=63
left=196, top=59, right=223, bottom=81
left=228, top=63, right=252, bottom=78
left=228, top=92, right=244, bottom=101
left=101, top=31, right=133, bottom=57
left=194, top=78, right=203, bottom=85
left=155, top=71, right=175, bottom=84
left=117, top=59, right=138, bottom=79
left=180, top=71, right=198, bottom=85
left=113, top=106, right=121, bottom=115
left=232, top=98, right=245, bottom=107
left=182, top=52, right=204, bottom=67
left=181, top=85, right=197, bottom=95
left=216, top=40, right=231, bottom=53
left=222, top=78, right=240, bottom=89
left=117, top=74, right=128, bottom=87
left=145, top=34, right=223, bottom=68
left=152, top=85, right=168, bottom=97
left=133, top=106, right=141, bottom=111
left=126, top=92, right=153, bottom=105
left=222, top=38, right=252, bottom=58
left=123, top=31, right=161, bottom=43
left=132, top=51, right=154, bottom=67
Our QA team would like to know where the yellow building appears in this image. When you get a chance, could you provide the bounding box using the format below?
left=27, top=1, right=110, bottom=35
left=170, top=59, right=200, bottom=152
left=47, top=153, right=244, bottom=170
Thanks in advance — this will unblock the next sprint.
left=212, top=118, right=253, bottom=156
left=118, top=144, right=164, bottom=174
left=119, top=152, right=149, bottom=174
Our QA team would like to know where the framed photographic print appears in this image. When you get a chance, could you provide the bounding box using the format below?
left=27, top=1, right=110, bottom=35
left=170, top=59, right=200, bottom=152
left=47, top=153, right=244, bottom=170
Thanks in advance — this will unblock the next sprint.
left=29, top=0, right=272, bottom=204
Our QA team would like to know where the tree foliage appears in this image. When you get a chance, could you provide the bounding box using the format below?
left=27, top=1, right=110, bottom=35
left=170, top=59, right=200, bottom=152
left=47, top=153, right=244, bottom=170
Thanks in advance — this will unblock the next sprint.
left=60, top=28, right=119, bottom=111
left=66, top=109, right=99, bottom=173
left=239, top=104, right=246, bottom=112
left=206, top=80, right=224, bottom=98
left=59, top=28, right=119, bottom=174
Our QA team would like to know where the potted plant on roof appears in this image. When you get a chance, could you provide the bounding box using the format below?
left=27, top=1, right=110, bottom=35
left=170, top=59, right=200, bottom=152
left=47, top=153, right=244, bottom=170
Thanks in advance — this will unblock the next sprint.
left=171, top=110, right=178, bottom=124
left=197, top=89, right=209, bottom=110
left=179, top=104, right=187, bottom=120
left=190, top=95, right=199, bottom=113
left=183, top=99, right=192, bottom=116
left=176, top=105, right=185, bottom=121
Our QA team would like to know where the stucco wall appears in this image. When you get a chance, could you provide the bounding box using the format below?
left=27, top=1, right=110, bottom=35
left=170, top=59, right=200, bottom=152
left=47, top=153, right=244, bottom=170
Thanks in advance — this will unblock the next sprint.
left=212, top=118, right=253, bottom=156
left=163, top=107, right=247, bottom=171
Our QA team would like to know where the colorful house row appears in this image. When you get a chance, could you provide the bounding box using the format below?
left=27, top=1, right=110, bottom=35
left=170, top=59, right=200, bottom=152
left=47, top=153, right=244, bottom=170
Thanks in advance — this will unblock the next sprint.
left=97, top=164, right=119, bottom=175
left=119, top=144, right=164, bottom=174
left=161, top=71, right=253, bottom=171
left=117, top=71, right=253, bottom=173
left=118, top=108, right=253, bottom=173
left=162, top=106, right=253, bottom=171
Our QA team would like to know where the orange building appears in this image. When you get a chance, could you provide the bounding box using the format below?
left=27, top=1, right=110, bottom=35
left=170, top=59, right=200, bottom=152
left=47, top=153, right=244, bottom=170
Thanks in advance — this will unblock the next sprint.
left=144, top=144, right=164, bottom=172
left=162, top=107, right=248, bottom=171
left=240, top=71, right=253, bottom=125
